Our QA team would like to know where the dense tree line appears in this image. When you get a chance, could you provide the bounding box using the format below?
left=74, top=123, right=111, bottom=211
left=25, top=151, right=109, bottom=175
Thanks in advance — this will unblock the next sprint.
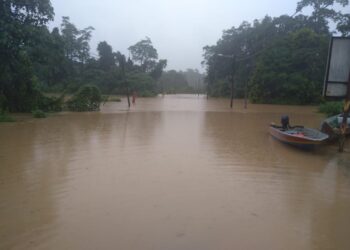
left=202, top=0, right=350, bottom=104
left=159, top=69, right=205, bottom=94
left=3, top=0, right=347, bottom=112
left=1, top=0, right=54, bottom=112
left=0, top=1, right=168, bottom=112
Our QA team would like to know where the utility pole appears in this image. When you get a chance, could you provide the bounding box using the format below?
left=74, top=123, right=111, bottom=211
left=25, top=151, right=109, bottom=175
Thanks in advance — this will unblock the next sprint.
left=244, top=83, right=248, bottom=109
left=120, top=56, right=130, bottom=108
left=243, top=62, right=250, bottom=109
left=206, top=82, right=209, bottom=99
left=230, top=56, right=236, bottom=109
left=217, top=53, right=235, bottom=108
left=197, top=78, right=200, bottom=96
left=230, top=72, right=234, bottom=108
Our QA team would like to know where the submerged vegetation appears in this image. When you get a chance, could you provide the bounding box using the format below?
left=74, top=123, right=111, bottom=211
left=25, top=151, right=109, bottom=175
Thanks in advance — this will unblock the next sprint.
left=67, top=85, right=102, bottom=112
left=32, top=109, right=47, bottom=118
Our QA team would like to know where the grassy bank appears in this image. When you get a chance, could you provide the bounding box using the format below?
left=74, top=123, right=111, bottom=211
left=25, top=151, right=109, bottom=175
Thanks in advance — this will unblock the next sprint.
left=319, top=101, right=343, bottom=117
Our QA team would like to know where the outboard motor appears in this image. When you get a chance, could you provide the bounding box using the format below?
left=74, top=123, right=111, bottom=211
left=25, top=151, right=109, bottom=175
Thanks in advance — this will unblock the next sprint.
left=281, top=115, right=290, bottom=130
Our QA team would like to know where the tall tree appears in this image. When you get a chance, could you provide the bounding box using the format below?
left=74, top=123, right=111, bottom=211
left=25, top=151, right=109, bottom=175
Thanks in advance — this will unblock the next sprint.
left=150, top=59, right=167, bottom=80
left=61, top=16, right=79, bottom=61
left=296, top=0, right=349, bottom=33
left=77, top=26, right=94, bottom=63
left=0, top=0, right=54, bottom=111
left=97, top=41, right=115, bottom=71
left=61, top=16, right=94, bottom=63
left=26, top=26, right=67, bottom=87
left=115, top=52, right=130, bottom=107
left=249, top=28, right=328, bottom=104
left=150, top=59, right=167, bottom=94
left=336, top=13, right=350, bottom=36
left=128, top=37, right=158, bottom=72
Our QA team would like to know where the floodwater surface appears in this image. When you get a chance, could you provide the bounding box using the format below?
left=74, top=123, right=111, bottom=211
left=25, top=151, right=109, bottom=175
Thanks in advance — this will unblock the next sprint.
left=1, top=95, right=350, bottom=250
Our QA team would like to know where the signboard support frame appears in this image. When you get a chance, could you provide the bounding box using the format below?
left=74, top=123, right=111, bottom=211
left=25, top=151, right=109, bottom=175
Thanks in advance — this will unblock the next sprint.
left=339, top=72, right=350, bottom=152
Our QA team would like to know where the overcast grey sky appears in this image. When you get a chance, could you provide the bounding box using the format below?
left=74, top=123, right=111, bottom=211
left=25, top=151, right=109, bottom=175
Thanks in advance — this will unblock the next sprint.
left=50, top=0, right=304, bottom=72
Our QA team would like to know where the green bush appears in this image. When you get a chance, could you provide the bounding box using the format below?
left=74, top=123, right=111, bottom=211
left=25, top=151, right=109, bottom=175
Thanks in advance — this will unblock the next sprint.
left=67, top=85, right=102, bottom=112
left=32, top=109, right=46, bottom=118
left=208, top=79, right=231, bottom=97
left=37, top=94, right=64, bottom=112
left=0, top=112, right=15, bottom=122
left=127, top=72, right=157, bottom=96
left=319, top=101, right=343, bottom=117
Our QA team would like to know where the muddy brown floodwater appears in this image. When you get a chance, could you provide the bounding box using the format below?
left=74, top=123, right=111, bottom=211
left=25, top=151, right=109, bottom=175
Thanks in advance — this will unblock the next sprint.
left=1, top=95, right=350, bottom=250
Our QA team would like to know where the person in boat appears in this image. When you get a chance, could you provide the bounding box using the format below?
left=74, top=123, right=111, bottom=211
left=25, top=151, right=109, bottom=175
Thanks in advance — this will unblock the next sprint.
left=271, top=115, right=303, bottom=131
left=281, top=115, right=291, bottom=130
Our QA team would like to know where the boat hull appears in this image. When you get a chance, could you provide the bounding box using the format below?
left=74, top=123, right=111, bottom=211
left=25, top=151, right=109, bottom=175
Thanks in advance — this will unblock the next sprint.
left=269, top=126, right=327, bottom=148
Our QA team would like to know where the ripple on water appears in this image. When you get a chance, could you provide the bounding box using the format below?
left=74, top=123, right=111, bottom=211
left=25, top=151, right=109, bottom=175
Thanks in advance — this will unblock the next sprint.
left=1, top=95, right=350, bottom=250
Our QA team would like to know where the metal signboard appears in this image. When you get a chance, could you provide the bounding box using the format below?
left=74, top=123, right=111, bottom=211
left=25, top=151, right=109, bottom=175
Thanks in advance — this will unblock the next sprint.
left=323, top=37, right=350, bottom=99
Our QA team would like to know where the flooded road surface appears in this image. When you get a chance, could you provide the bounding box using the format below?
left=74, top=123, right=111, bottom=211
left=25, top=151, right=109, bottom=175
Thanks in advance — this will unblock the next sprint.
left=1, top=95, right=350, bottom=250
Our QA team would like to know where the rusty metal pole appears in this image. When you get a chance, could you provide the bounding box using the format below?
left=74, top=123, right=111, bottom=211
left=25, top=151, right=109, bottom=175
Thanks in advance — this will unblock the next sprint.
left=244, top=62, right=249, bottom=109
left=230, top=58, right=235, bottom=109
left=244, top=82, right=248, bottom=109
left=339, top=71, right=350, bottom=152
left=126, top=86, right=131, bottom=108
left=118, top=54, right=130, bottom=108
left=230, top=77, right=234, bottom=108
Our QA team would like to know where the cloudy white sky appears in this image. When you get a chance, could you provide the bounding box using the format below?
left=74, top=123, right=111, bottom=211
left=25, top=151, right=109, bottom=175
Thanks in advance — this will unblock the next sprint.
left=50, top=0, right=306, bottom=72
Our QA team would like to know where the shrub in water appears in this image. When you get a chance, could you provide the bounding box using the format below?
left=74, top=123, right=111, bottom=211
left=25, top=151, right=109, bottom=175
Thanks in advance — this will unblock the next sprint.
left=37, top=94, right=63, bottom=112
left=67, top=85, right=102, bottom=112
left=32, top=109, right=46, bottom=118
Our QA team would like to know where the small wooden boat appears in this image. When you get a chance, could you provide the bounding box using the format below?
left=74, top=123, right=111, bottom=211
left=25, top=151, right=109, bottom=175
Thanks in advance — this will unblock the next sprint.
left=270, top=124, right=329, bottom=148
left=320, top=114, right=350, bottom=140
